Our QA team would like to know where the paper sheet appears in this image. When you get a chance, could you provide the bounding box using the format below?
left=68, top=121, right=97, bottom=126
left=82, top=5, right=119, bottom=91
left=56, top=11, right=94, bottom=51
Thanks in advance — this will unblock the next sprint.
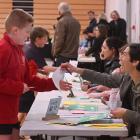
left=52, top=67, right=65, bottom=90
left=79, top=114, right=108, bottom=123
left=84, top=123, right=126, bottom=128
left=65, top=104, right=98, bottom=111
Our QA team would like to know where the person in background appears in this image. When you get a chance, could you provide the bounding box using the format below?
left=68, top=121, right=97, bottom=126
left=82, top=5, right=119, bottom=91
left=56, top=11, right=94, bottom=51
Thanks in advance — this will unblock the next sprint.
left=109, top=10, right=127, bottom=43
left=97, top=13, right=109, bottom=35
left=53, top=2, right=81, bottom=66
left=86, top=37, right=124, bottom=93
left=83, top=10, right=97, bottom=45
left=61, top=43, right=140, bottom=138
left=84, top=24, right=107, bottom=72
left=23, top=26, right=56, bottom=74
left=0, top=9, right=71, bottom=140
left=78, top=33, right=89, bottom=55
left=18, top=26, right=57, bottom=127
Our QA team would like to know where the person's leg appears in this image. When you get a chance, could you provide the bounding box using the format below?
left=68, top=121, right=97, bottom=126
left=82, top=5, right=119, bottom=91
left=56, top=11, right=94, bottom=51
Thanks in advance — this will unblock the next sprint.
left=11, top=122, right=20, bottom=140
left=0, top=135, right=11, bottom=140
left=0, top=124, right=13, bottom=140
left=18, top=112, right=27, bottom=126
left=11, top=128, right=19, bottom=140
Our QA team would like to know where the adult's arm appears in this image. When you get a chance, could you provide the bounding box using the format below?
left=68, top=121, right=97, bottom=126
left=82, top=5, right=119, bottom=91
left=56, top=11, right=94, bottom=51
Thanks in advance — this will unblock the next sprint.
left=81, top=69, right=123, bottom=88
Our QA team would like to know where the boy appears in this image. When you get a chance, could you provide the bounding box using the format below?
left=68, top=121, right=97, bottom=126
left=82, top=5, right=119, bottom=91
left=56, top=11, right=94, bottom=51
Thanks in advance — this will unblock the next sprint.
left=0, top=9, right=71, bottom=140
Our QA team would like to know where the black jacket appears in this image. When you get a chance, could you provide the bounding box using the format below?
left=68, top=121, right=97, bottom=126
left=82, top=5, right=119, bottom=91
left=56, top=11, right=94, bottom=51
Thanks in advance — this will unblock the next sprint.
left=104, top=57, right=120, bottom=74
left=83, top=18, right=97, bottom=34
left=85, top=37, right=105, bottom=62
left=109, top=18, right=127, bottom=42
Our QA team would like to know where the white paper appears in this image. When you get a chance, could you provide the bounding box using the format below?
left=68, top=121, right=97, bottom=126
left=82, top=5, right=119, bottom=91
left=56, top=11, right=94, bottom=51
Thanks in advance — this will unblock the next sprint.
left=69, top=60, right=78, bottom=67
left=52, top=67, right=65, bottom=90
left=78, top=55, right=96, bottom=62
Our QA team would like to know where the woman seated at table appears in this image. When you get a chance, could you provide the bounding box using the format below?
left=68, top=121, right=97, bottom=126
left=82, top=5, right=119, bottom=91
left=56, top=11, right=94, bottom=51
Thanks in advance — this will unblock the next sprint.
left=79, top=24, right=108, bottom=72
left=85, top=37, right=124, bottom=93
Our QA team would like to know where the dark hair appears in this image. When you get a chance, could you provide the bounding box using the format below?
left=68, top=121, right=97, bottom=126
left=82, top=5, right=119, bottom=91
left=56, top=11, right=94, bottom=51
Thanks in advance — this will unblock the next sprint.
left=97, top=24, right=108, bottom=38
left=30, top=26, right=49, bottom=43
left=105, top=37, right=124, bottom=57
left=88, top=10, right=95, bottom=15
left=129, top=43, right=140, bottom=71
left=5, top=9, right=33, bottom=33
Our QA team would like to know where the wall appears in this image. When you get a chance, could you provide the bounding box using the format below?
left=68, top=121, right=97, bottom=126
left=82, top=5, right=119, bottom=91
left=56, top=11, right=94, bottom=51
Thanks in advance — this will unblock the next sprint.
left=105, top=0, right=140, bottom=43
left=34, top=0, right=105, bottom=37
left=105, top=0, right=127, bottom=21
left=0, top=0, right=12, bottom=38
left=130, top=0, right=140, bottom=42
left=0, top=0, right=105, bottom=38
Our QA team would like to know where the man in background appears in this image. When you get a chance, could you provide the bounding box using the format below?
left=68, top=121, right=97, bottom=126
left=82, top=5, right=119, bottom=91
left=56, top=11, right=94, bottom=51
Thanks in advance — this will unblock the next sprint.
left=53, top=2, right=81, bottom=66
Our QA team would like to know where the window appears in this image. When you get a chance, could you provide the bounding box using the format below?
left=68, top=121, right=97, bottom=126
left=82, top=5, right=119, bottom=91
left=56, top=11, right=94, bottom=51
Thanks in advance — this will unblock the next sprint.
left=12, top=0, right=33, bottom=15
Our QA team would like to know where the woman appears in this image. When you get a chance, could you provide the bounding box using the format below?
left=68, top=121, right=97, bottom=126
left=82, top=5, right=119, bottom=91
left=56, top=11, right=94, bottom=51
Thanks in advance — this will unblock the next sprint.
left=109, top=10, right=127, bottom=43
left=87, top=37, right=124, bottom=93
left=85, top=24, right=108, bottom=72
left=100, top=37, right=124, bottom=74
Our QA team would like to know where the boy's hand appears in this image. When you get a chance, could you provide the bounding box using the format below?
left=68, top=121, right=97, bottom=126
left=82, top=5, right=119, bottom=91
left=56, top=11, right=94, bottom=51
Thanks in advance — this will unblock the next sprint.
left=61, top=63, right=77, bottom=73
left=110, top=108, right=127, bottom=118
left=59, top=80, right=72, bottom=91
left=23, top=83, right=30, bottom=93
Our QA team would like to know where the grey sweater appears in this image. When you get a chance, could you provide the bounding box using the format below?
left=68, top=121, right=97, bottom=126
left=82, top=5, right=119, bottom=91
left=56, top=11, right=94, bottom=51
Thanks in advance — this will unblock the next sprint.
left=82, top=69, right=140, bottom=137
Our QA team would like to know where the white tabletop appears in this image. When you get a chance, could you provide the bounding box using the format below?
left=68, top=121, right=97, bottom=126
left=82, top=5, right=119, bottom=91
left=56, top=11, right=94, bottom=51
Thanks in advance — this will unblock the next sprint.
left=20, top=74, right=128, bottom=137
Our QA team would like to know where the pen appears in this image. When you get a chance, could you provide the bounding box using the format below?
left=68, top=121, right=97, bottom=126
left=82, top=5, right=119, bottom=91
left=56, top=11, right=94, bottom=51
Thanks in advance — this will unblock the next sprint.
left=64, top=75, right=75, bottom=97
left=72, top=112, right=85, bottom=114
left=67, top=89, right=75, bottom=97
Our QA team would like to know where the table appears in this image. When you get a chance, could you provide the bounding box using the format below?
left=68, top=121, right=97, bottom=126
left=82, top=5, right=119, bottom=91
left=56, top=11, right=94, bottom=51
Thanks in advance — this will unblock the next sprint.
left=20, top=74, right=128, bottom=138
left=78, top=55, right=96, bottom=63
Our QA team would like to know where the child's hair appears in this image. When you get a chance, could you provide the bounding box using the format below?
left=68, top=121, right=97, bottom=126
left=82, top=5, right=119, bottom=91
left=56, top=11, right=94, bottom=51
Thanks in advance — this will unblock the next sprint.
left=5, top=9, right=33, bottom=33
left=30, top=26, right=49, bottom=43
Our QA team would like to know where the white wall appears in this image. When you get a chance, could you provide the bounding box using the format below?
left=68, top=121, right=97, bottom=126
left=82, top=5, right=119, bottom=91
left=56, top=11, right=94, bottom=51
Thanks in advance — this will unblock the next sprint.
left=105, top=0, right=140, bottom=43
left=105, top=0, right=127, bottom=21
left=130, top=0, right=140, bottom=43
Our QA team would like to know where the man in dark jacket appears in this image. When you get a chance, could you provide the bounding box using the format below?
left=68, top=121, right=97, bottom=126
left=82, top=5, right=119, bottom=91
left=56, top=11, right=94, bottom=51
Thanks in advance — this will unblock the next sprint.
left=53, top=2, right=81, bottom=66
left=83, top=10, right=97, bottom=47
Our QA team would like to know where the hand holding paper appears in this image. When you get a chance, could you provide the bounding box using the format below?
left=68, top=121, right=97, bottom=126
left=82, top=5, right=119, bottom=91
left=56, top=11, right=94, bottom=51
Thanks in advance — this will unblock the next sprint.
left=61, top=63, right=77, bottom=73
left=52, top=67, right=72, bottom=90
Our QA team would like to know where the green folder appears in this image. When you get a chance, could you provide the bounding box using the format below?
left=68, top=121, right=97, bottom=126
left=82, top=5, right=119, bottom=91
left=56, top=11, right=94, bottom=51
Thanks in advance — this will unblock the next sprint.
left=79, top=113, right=108, bottom=124
left=66, top=104, right=98, bottom=111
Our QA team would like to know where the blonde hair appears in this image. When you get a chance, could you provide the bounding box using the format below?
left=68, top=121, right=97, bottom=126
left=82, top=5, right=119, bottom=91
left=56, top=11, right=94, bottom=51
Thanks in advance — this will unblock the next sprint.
left=5, top=9, right=33, bottom=33
left=99, top=13, right=107, bottom=21
left=110, top=10, right=120, bottom=18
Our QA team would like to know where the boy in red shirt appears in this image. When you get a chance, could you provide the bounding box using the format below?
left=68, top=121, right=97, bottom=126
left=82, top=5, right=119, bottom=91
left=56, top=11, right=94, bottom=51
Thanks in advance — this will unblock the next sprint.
left=0, top=9, right=71, bottom=140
